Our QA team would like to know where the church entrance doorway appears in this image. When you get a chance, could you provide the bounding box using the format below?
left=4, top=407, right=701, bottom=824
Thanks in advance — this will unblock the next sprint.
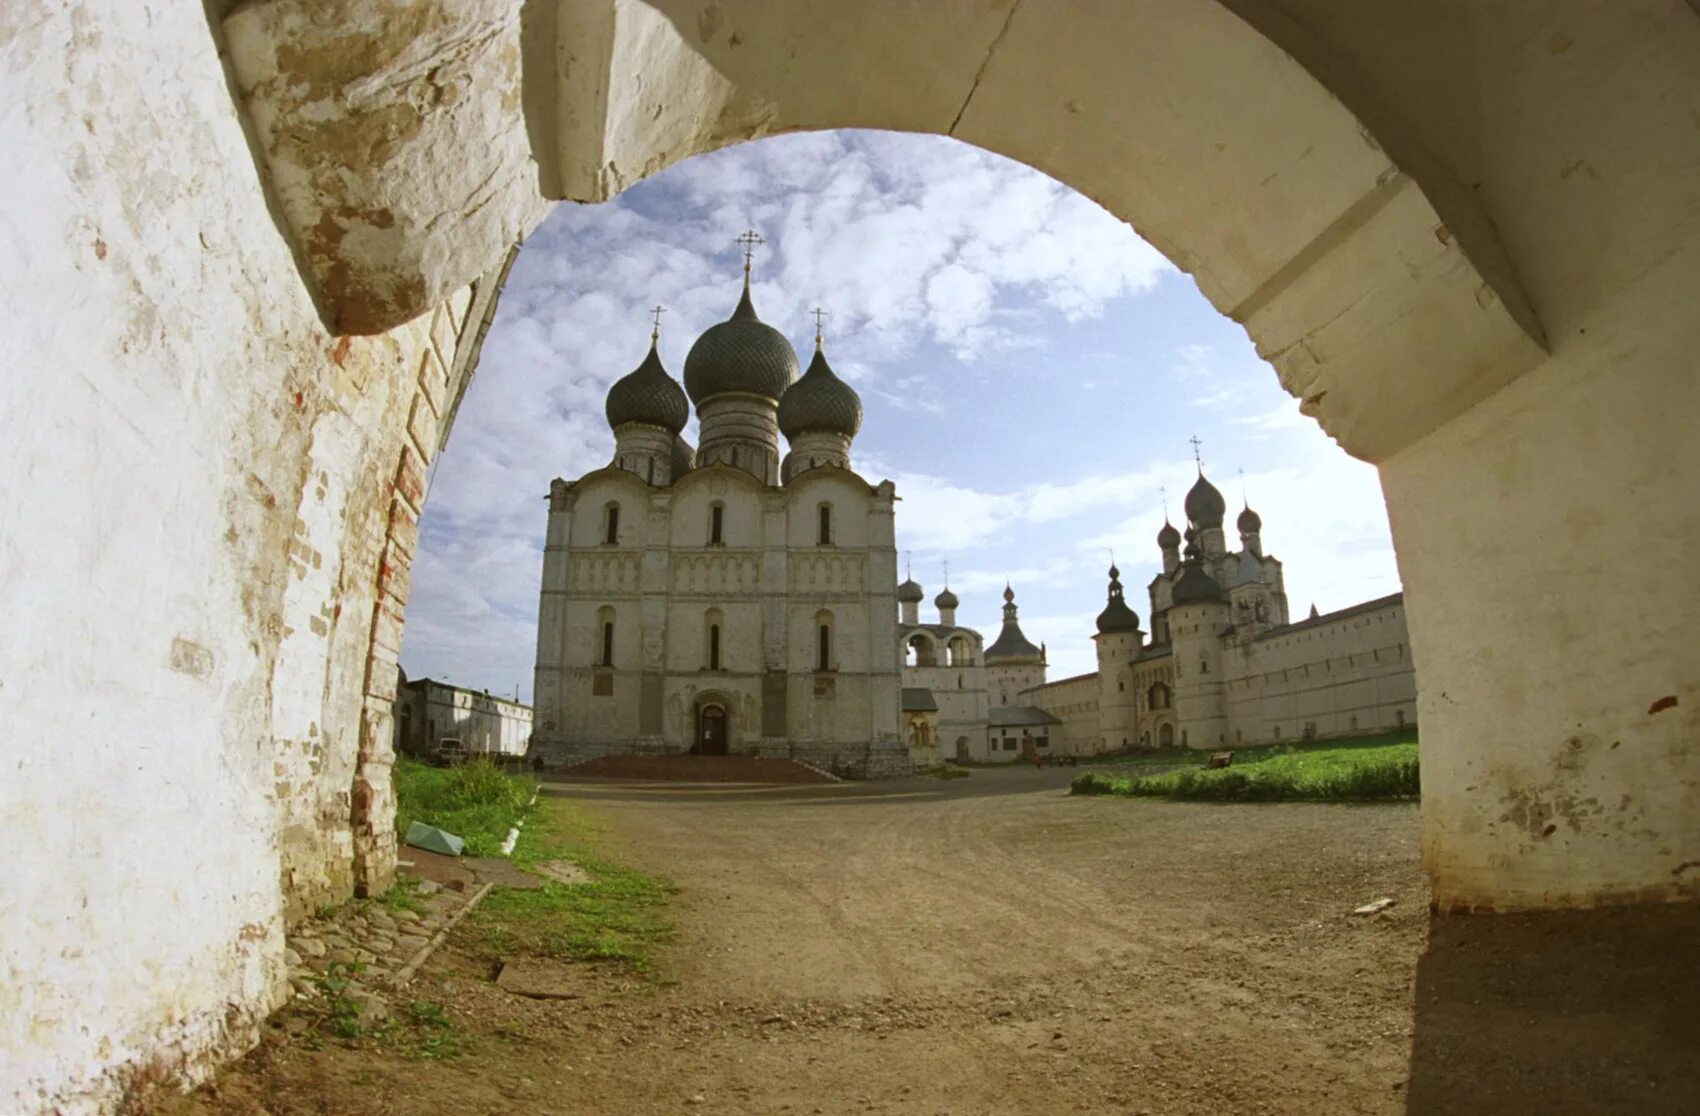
left=695, top=702, right=728, bottom=756
left=1158, top=722, right=1175, bottom=749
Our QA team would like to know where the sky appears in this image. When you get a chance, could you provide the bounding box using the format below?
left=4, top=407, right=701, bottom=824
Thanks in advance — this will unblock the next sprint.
left=399, top=129, right=1402, bottom=700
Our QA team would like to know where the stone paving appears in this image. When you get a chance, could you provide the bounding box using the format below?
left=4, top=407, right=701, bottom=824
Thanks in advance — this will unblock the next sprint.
left=282, top=875, right=474, bottom=1017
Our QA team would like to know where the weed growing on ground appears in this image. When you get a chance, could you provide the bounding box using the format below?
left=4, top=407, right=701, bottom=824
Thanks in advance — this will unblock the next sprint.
left=1072, top=732, right=1419, bottom=802
left=299, top=961, right=367, bottom=1044
left=462, top=795, right=676, bottom=975
left=393, top=757, right=537, bottom=856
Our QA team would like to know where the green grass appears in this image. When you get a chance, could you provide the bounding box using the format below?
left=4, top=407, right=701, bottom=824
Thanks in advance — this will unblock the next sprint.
left=1072, top=731, right=1419, bottom=802
left=461, top=795, right=676, bottom=975
left=393, top=756, right=537, bottom=857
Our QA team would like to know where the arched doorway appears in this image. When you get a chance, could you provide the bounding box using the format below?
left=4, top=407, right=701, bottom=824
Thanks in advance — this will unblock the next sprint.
left=1158, top=722, right=1175, bottom=749
left=694, top=701, right=729, bottom=756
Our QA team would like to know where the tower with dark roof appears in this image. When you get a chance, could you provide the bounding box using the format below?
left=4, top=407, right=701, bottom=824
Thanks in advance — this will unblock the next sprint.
left=1093, top=564, right=1145, bottom=751
left=984, top=584, right=1047, bottom=707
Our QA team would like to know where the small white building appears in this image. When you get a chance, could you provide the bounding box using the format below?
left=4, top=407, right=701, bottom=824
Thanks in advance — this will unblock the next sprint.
left=394, top=675, right=533, bottom=757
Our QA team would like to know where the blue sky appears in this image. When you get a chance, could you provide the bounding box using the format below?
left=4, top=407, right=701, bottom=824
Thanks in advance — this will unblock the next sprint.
left=400, top=130, right=1401, bottom=699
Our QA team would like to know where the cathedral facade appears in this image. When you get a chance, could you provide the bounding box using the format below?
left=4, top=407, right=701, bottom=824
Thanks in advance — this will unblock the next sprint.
left=529, top=269, right=908, bottom=777
left=1020, top=468, right=1417, bottom=754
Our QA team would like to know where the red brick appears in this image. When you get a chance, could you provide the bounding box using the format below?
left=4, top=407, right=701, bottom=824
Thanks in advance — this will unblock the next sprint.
left=394, top=444, right=426, bottom=512
left=406, top=393, right=438, bottom=460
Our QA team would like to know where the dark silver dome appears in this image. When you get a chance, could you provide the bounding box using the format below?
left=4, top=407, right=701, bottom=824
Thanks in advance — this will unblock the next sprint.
left=1096, top=565, right=1141, bottom=633
left=1237, top=504, right=1262, bottom=534
left=1171, top=559, right=1226, bottom=606
left=778, top=345, right=862, bottom=439
left=604, top=340, right=689, bottom=433
left=934, top=587, right=959, bottom=611
left=1157, top=520, right=1182, bottom=549
left=897, top=578, right=925, bottom=604
left=683, top=284, right=799, bottom=404
left=1185, top=472, right=1226, bottom=528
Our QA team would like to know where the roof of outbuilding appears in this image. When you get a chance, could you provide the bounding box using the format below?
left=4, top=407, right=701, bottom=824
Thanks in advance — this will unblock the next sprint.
left=901, top=687, right=939, bottom=712
left=987, top=706, right=1062, bottom=727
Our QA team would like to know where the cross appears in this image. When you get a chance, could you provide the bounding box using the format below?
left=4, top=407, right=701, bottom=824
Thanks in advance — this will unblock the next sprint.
left=905, top=550, right=912, bottom=580
left=942, top=558, right=950, bottom=587
left=1161, top=484, right=1170, bottom=519
left=736, top=229, right=765, bottom=274
left=1189, top=434, right=1204, bottom=471
left=810, top=306, right=829, bottom=344
left=649, top=304, right=665, bottom=340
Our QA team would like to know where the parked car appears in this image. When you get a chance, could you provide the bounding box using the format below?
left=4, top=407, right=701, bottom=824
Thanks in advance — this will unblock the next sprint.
left=430, top=738, right=468, bottom=767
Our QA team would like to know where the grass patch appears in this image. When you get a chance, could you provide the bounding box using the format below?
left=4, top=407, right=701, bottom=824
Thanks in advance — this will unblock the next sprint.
left=462, top=795, right=675, bottom=975
left=1072, top=731, right=1419, bottom=802
left=393, top=756, right=536, bottom=857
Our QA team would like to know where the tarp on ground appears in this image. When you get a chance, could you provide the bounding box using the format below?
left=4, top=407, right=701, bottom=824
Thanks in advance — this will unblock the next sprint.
left=403, top=821, right=466, bottom=856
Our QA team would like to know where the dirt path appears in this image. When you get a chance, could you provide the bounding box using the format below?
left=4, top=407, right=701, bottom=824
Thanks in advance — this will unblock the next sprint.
left=176, top=768, right=1699, bottom=1116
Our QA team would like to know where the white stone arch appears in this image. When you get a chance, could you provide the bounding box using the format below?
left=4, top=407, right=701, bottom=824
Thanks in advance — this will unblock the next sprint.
left=223, top=0, right=1542, bottom=463
left=903, top=629, right=940, bottom=668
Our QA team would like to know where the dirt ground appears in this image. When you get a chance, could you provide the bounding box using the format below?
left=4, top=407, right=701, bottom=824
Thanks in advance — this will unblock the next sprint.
left=169, top=767, right=1699, bottom=1115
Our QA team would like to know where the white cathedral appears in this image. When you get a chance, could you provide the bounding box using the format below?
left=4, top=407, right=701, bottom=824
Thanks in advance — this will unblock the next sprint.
left=530, top=253, right=1417, bottom=776
left=530, top=262, right=912, bottom=778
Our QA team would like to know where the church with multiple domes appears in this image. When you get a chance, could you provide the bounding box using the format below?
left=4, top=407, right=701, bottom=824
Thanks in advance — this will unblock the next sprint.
left=530, top=243, right=1414, bottom=774
left=530, top=255, right=911, bottom=777
left=1011, top=467, right=1417, bottom=757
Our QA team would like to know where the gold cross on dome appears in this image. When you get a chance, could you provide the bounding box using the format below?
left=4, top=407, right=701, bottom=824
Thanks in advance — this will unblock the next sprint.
left=810, top=306, right=828, bottom=346
left=736, top=229, right=765, bottom=274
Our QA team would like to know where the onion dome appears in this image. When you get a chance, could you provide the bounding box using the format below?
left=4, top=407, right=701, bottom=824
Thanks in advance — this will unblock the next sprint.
left=1184, top=472, right=1226, bottom=528
left=897, top=577, right=925, bottom=604
left=670, top=435, right=696, bottom=478
left=1237, top=503, right=1262, bottom=534
left=604, top=339, right=689, bottom=433
left=683, top=282, right=799, bottom=404
left=1171, top=559, right=1226, bottom=606
left=934, top=587, right=959, bottom=611
left=1157, top=519, right=1181, bottom=550
left=1096, top=565, right=1141, bottom=634
left=778, top=342, right=862, bottom=439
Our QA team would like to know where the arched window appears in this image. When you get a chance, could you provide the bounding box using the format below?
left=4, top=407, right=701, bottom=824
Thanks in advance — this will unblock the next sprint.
left=816, top=611, right=834, bottom=672
left=1147, top=682, right=1171, bottom=710
left=907, top=634, right=936, bottom=668
left=817, top=503, right=832, bottom=545
left=603, top=502, right=620, bottom=545
left=705, top=608, right=723, bottom=671
left=596, top=605, right=615, bottom=666
left=1199, top=655, right=1209, bottom=674
left=709, top=502, right=724, bottom=546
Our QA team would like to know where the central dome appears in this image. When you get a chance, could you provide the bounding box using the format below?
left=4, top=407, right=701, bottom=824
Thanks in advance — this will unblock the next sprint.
left=683, top=284, right=799, bottom=404
left=1184, top=472, right=1226, bottom=528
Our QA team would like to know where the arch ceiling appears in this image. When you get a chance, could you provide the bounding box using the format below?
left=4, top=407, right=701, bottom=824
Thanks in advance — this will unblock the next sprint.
left=223, top=0, right=1545, bottom=461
